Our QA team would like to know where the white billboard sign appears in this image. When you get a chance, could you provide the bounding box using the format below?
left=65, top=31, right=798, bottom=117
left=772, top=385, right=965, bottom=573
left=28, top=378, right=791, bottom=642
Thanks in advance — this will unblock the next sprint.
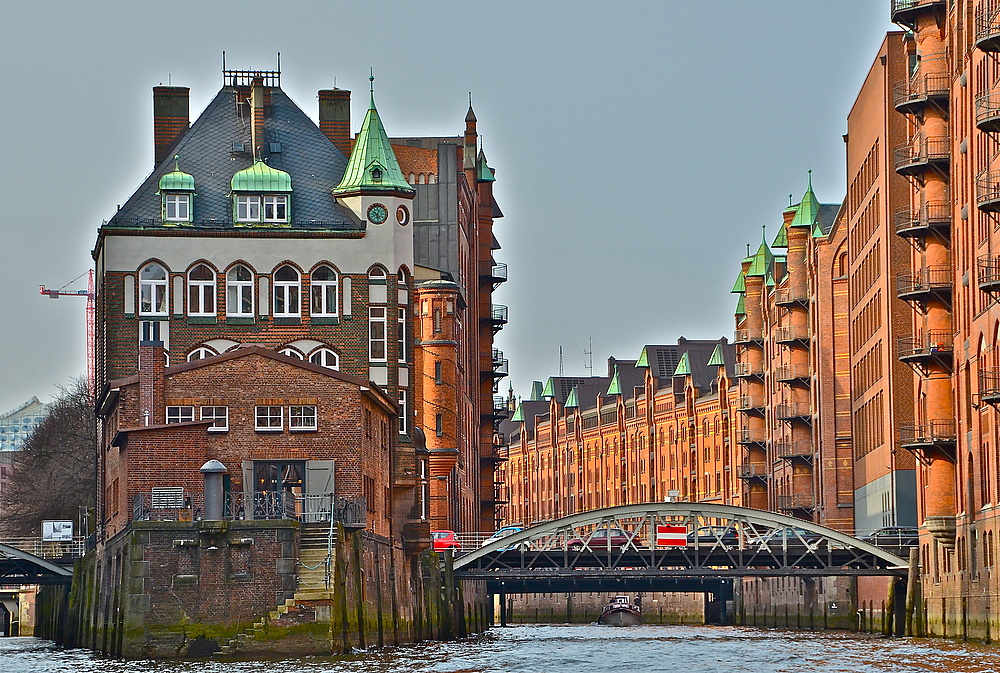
left=42, top=520, right=73, bottom=542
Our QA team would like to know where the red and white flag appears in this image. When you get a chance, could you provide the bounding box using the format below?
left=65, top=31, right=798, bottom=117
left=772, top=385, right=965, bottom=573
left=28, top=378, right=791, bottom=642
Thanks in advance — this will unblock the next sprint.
left=656, top=524, right=687, bottom=547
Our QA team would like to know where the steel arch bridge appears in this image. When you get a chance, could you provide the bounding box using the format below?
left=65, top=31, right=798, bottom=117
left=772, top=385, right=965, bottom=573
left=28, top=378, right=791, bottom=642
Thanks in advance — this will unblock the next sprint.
left=454, top=503, right=910, bottom=594
left=0, top=544, right=74, bottom=586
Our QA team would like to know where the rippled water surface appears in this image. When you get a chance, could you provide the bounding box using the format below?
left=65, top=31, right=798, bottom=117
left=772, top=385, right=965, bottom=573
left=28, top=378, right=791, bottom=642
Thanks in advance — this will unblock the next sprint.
left=7, top=625, right=1000, bottom=673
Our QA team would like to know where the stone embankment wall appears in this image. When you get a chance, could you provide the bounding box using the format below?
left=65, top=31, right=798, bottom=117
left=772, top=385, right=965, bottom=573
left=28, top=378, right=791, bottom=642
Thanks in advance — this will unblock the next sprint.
left=34, top=521, right=485, bottom=658
left=504, top=592, right=705, bottom=624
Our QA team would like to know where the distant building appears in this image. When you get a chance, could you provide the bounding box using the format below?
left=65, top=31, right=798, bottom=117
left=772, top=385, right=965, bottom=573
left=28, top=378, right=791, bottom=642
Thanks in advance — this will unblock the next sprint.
left=0, top=397, right=48, bottom=453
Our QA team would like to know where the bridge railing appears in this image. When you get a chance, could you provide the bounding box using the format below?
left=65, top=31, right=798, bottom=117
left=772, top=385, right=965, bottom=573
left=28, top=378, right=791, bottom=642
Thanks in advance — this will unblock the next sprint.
left=0, top=537, right=85, bottom=559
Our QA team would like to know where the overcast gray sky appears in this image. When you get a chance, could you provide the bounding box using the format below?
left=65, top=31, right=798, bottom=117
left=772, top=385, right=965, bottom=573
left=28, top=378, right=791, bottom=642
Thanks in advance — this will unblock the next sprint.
left=0, top=1, right=896, bottom=413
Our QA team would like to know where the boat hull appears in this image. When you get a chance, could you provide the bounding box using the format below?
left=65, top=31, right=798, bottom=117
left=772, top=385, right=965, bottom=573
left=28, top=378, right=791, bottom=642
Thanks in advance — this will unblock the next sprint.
left=599, top=606, right=644, bottom=626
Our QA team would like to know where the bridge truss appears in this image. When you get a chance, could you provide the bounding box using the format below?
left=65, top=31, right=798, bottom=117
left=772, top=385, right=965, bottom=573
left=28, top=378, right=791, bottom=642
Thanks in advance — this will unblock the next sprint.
left=454, top=503, right=910, bottom=594
left=0, top=544, right=74, bottom=586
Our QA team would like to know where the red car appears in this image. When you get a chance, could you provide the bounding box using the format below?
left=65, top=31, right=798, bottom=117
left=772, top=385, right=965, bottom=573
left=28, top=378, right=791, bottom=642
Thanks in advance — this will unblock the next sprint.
left=567, top=527, right=637, bottom=551
left=431, top=530, right=461, bottom=551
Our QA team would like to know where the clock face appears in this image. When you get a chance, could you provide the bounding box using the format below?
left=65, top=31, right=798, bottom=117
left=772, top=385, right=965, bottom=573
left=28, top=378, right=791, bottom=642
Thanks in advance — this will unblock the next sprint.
left=396, top=205, right=410, bottom=226
left=367, top=203, right=389, bottom=224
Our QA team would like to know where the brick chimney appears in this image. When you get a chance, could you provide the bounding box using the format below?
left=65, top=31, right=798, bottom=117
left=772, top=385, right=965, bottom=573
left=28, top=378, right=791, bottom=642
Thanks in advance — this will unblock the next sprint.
left=251, top=77, right=269, bottom=159
left=138, top=341, right=166, bottom=426
left=318, top=88, right=352, bottom=156
left=152, top=86, right=190, bottom=165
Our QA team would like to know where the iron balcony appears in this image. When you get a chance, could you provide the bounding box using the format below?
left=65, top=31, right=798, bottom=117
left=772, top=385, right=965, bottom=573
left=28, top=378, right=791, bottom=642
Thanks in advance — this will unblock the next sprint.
left=979, top=255, right=1000, bottom=294
left=894, top=73, right=950, bottom=116
left=977, top=92, right=1000, bottom=132
left=491, top=348, right=509, bottom=377
left=774, top=324, right=809, bottom=345
left=775, top=402, right=811, bottom=422
left=976, top=3, right=1000, bottom=52
left=897, top=331, right=953, bottom=367
left=890, top=0, right=946, bottom=28
left=736, top=395, right=766, bottom=414
left=484, top=304, right=508, bottom=333
left=775, top=441, right=814, bottom=462
left=894, top=136, right=950, bottom=177
left=733, top=361, right=764, bottom=378
left=736, top=463, right=769, bottom=480
left=734, top=328, right=764, bottom=345
left=774, top=287, right=810, bottom=307
left=774, top=363, right=810, bottom=383
left=894, top=202, right=951, bottom=238
left=480, top=262, right=508, bottom=287
left=776, top=494, right=816, bottom=512
left=976, top=170, right=1000, bottom=213
left=896, top=265, right=951, bottom=303
left=736, top=428, right=766, bottom=446
left=980, top=369, right=1000, bottom=406
left=899, top=420, right=957, bottom=456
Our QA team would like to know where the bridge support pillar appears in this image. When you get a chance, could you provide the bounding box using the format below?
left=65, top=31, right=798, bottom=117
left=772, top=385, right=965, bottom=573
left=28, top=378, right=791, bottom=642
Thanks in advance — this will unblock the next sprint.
left=905, top=547, right=922, bottom=637
left=498, top=592, right=507, bottom=627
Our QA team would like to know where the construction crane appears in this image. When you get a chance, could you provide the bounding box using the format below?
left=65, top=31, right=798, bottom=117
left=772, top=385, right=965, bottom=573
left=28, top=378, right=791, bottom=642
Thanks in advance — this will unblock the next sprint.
left=39, top=270, right=95, bottom=397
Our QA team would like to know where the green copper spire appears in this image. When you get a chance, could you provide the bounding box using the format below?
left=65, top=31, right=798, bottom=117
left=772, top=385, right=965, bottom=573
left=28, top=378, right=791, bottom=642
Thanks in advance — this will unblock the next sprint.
left=707, top=344, right=725, bottom=367
left=511, top=403, right=524, bottom=423
left=476, top=150, right=496, bottom=183
left=541, top=377, right=555, bottom=398
left=528, top=381, right=545, bottom=401
left=789, top=170, right=819, bottom=229
left=771, top=223, right=788, bottom=248
left=735, top=293, right=746, bottom=317
left=565, top=386, right=580, bottom=409
left=157, top=155, right=195, bottom=192
left=746, top=227, right=773, bottom=278
left=606, top=367, right=622, bottom=396
left=636, top=346, right=650, bottom=368
left=231, top=160, right=292, bottom=192
left=333, top=74, right=414, bottom=198
left=731, top=270, right=746, bottom=294
left=673, top=352, right=691, bottom=377
left=765, top=271, right=775, bottom=288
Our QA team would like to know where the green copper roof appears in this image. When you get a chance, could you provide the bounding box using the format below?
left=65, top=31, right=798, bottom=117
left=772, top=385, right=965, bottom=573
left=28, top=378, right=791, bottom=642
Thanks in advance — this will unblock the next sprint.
left=157, top=156, right=195, bottom=192
left=511, top=404, right=524, bottom=423
left=735, top=294, right=746, bottom=317
left=565, top=386, right=579, bottom=409
left=707, top=344, right=725, bottom=367
left=812, top=220, right=826, bottom=239
left=636, top=346, right=650, bottom=368
left=541, top=378, right=555, bottom=398
left=606, top=367, right=622, bottom=396
left=746, top=234, right=773, bottom=278
left=673, top=352, right=691, bottom=376
left=333, top=79, right=414, bottom=197
left=772, top=224, right=788, bottom=248
left=765, top=272, right=775, bottom=288
left=528, top=381, right=545, bottom=401
left=789, top=171, right=819, bottom=229
left=476, top=150, right=496, bottom=183
left=231, top=160, right=292, bottom=192
left=732, top=271, right=746, bottom=294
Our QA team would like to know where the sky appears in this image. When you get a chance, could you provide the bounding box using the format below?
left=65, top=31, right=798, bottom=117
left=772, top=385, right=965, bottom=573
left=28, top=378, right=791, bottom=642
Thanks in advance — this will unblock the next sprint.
left=0, top=1, right=897, bottom=413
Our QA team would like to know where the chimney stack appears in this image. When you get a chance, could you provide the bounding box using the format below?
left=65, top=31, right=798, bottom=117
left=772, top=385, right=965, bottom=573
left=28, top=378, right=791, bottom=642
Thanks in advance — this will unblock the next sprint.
left=318, top=88, right=352, bottom=156
left=138, top=341, right=166, bottom=426
left=152, top=86, right=190, bottom=165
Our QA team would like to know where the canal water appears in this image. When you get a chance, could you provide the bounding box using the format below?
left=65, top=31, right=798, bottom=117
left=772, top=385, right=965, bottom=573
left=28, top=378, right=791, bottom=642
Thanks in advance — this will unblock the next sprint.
left=6, top=624, right=1000, bottom=672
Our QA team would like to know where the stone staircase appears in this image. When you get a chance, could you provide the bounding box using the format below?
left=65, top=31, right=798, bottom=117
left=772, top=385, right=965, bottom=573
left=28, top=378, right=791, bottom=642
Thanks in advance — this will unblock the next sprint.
left=218, top=522, right=334, bottom=656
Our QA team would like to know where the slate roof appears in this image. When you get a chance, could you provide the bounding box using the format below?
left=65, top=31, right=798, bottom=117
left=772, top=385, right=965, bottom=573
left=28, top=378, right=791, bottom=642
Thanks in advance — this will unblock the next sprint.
left=541, top=376, right=591, bottom=405
left=636, top=339, right=734, bottom=395
left=104, top=87, right=358, bottom=232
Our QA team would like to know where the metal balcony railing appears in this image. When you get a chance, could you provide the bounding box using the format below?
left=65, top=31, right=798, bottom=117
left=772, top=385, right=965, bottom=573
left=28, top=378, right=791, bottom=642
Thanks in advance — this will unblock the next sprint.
left=132, top=491, right=367, bottom=526
left=736, top=428, right=766, bottom=445
left=894, top=202, right=951, bottom=238
left=734, top=361, right=764, bottom=378
left=492, top=348, right=509, bottom=377
left=978, top=255, right=1000, bottom=293
left=736, top=395, right=765, bottom=412
left=776, top=494, right=816, bottom=511
left=775, top=402, right=811, bottom=421
left=489, top=304, right=508, bottom=325
left=981, top=369, right=1000, bottom=406
left=774, top=288, right=810, bottom=306
left=734, top=328, right=764, bottom=345
left=890, top=0, right=946, bottom=28
left=894, top=74, right=950, bottom=115
left=897, top=331, right=954, bottom=363
left=899, top=419, right=957, bottom=450
left=977, top=91, right=1000, bottom=132
left=976, top=171, right=1000, bottom=213
left=976, top=2, right=1000, bottom=52
left=894, top=136, right=950, bottom=176
left=895, top=265, right=951, bottom=301
left=775, top=441, right=814, bottom=461
left=774, top=363, right=810, bottom=383
left=736, top=463, right=769, bottom=479
left=774, top=325, right=809, bottom=344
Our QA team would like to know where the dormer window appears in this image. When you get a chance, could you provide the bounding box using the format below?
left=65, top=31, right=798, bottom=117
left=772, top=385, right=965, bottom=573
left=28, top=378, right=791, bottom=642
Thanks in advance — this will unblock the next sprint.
left=164, top=194, right=190, bottom=222
left=236, top=195, right=260, bottom=222
left=231, top=160, right=292, bottom=226
left=263, top=195, right=287, bottom=222
left=157, top=157, right=195, bottom=224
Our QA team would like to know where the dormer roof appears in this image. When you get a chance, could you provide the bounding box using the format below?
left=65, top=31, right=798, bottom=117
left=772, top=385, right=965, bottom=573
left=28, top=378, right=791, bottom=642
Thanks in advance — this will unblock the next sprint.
left=231, top=160, right=292, bottom=192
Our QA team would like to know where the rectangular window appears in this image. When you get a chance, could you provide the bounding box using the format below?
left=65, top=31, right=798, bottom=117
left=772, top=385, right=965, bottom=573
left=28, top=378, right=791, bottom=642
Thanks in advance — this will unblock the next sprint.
left=200, top=406, right=229, bottom=432
left=289, top=405, right=317, bottom=431
left=435, top=361, right=443, bottom=384
left=262, top=195, right=287, bottom=222
left=255, top=405, right=282, bottom=431
left=236, top=195, right=261, bottom=222
left=435, top=413, right=443, bottom=437
left=398, top=390, right=408, bottom=435
left=166, top=406, right=195, bottom=424
left=164, top=194, right=190, bottom=221
left=369, top=307, right=387, bottom=361
left=398, top=307, right=406, bottom=363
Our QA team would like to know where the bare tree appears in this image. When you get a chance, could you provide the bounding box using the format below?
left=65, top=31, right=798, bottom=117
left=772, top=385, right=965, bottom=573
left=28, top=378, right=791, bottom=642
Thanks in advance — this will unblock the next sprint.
left=0, top=379, right=96, bottom=537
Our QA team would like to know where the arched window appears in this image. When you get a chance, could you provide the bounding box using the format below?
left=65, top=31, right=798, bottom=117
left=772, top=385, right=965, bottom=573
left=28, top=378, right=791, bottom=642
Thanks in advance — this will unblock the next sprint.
left=226, top=265, right=254, bottom=316
left=279, top=347, right=304, bottom=360
left=139, top=263, right=168, bottom=316
left=309, top=347, right=340, bottom=370
left=310, top=265, right=338, bottom=316
left=369, top=267, right=387, bottom=280
left=187, top=264, right=216, bottom=316
left=273, top=265, right=300, bottom=317
left=188, top=346, right=217, bottom=362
